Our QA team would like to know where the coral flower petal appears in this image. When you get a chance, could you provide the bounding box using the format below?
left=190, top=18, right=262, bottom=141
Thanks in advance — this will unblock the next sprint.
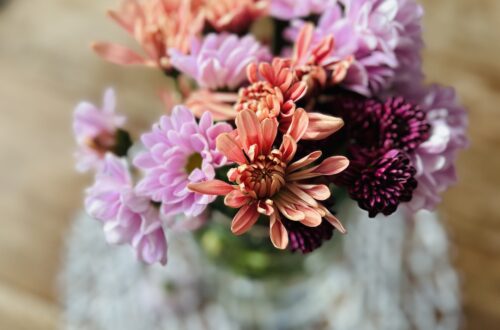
left=236, top=109, right=264, bottom=155
left=296, top=184, right=331, bottom=201
left=188, top=180, right=235, bottom=196
left=325, top=212, right=347, bottom=234
left=286, top=108, right=309, bottom=142
left=287, top=151, right=322, bottom=173
left=303, top=113, right=344, bottom=140
left=224, top=190, right=252, bottom=208
left=231, top=203, right=260, bottom=235
left=216, top=133, right=247, bottom=164
left=261, top=118, right=279, bottom=155
left=279, top=134, right=297, bottom=164
left=270, top=213, right=289, bottom=249
left=314, top=156, right=350, bottom=175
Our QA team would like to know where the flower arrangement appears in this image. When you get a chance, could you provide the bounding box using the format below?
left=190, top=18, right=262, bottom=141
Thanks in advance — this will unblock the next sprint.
left=74, top=0, right=468, bottom=266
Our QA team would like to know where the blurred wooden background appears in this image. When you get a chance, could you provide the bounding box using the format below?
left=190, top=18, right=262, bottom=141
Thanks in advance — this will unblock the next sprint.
left=0, top=0, right=499, bottom=329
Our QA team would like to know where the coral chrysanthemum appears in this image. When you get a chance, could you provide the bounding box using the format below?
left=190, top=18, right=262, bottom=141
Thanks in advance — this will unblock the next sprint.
left=204, top=0, right=268, bottom=34
left=93, top=0, right=204, bottom=70
left=134, top=106, right=232, bottom=217
left=188, top=109, right=349, bottom=249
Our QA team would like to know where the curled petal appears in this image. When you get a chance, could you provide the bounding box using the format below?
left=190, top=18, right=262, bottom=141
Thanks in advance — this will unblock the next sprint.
left=188, top=180, right=235, bottom=195
left=297, top=206, right=322, bottom=227
left=236, top=109, right=263, bottom=155
left=92, top=42, right=149, bottom=66
left=257, top=199, right=274, bottom=216
left=231, top=203, right=260, bottom=235
left=270, top=212, right=289, bottom=249
left=296, top=184, right=331, bottom=201
left=287, top=151, right=322, bottom=173
left=325, top=211, right=347, bottom=234
left=216, top=133, right=247, bottom=164
left=279, top=134, right=297, bottom=164
left=224, top=190, right=251, bottom=208
left=261, top=118, right=278, bottom=155
left=314, top=156, right=350, bottom=175
left=286, top=108, right=309, bottom=142
left=303, top=113, right=344, bottom=140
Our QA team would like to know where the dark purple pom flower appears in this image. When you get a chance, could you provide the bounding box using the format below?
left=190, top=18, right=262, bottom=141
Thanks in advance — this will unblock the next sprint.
left=340, top=149, right=418, bottom=218
left=283, top=220, right=335, bottom=254
left=338, top=95, right=430, bottom=155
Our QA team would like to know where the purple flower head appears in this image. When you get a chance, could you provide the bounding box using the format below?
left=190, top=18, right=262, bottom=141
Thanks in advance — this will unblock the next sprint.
left=284, top=220, right=335, bottom=254
left=85, top=153, right=167, bottom=265
left=287, top=0, right=424, bottom=96
left=269, top=0, right=336, bottom=20
left=340, top=149, right=417, bottom=217
left=73, top=88, right=127, bottom=172
left=406, top=85, right=468, bottom=212
left=343, top=96, right=430, bottom=155
left=134, top=105, right=232, bottom=218
left=170, top=33, right=271, bottom=91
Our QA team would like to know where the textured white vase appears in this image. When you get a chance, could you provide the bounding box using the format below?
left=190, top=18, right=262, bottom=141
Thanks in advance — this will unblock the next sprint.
left=61, top=205, right=461, bottom=330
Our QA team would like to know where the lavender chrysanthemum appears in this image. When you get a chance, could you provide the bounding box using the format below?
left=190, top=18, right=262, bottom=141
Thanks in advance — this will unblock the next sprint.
left=287, top=0, right=424, bottom=96
left=406, top=85, right=468, bottom=212
left=341, top=149, right=417, bottom=217
left=134, top=106, right=232, bottom=218
left=85, top=153, right=167, bottom=265
left=284, top=220, right=335, bottom=253
left=343, top=96, right=430, bottom=155
left=170, top=33, right=271, bottom=91
left=73, top=88, right=127, bottom=172
left=269, top=0, right=336, bottom=20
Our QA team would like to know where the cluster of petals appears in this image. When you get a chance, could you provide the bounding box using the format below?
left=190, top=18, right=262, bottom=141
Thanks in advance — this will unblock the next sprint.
left=170, top=33, right=271, bottom=91
left=204, top=0, right=268, bottom=34
left=189, top=109, right=349, bottom=249
left=134, top=106, right=232, bottom=218
left=93, top=0, right=204, bottom=70
left=287, top=0, right=424, bottom=96
left=73, top=88, right=126, bottom=172
left=406, top=85, right=469, bottom=212
left=85, top=153, right=167, bottom=265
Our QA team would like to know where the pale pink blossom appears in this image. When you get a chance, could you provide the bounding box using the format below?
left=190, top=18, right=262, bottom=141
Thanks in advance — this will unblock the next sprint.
left=73, top=88, right=126, bottom=172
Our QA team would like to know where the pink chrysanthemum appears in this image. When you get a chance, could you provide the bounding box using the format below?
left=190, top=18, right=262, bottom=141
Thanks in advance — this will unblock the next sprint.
left=269, top=0, right=336, bottom=20
left=134, top=105, right=232, bottom=217
left=170, top=33, right=271, bottom=91
left=287, top=0, right=424, bottom=96
left=204, top=0, right=268, bottom=33
left=407, top=85, right=468, bottom=212
left=85, top=153, right=167, bottom=265
left=93, top=0, right=204, bottom=70
left=73, top=88, right=127, bottom=172
left=189, top=109, right=349, bottom=249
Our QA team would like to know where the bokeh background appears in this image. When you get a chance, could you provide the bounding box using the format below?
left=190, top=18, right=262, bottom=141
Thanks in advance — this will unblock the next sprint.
left=0, top=0, right=499, bottom=329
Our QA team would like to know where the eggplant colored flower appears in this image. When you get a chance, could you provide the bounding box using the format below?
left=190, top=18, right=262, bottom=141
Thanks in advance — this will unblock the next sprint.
left=407, top=85, right=468, bottom=212
left=170, top=33, right=271, bottom=91
left=204, top=0, right=268, bottom=34
left=340, top=95, right=430, bottom=156
left=269, top=0, right=336, bottom=20
left=340, top=149, right=417, bottom=217
left=73, top=88, right=127, bottom=172
left=85, top=153, right=167, bottom=265
left=134, top=105, right=232, bottom=218
left=189, top=109, right=349, bottom=249
left=93, top=0, right=204, bottom=70
left=284, top=219, right=335, bottom=253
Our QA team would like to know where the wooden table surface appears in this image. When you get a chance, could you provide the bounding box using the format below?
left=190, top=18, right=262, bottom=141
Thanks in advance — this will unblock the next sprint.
left=0, top=0, right=499, bottom=329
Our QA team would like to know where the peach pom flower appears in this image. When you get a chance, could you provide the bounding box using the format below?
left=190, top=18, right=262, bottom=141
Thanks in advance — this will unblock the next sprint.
left=188, top=109, right=349, bottom=249
left=93, top=0, right=204, bottom=70
left=204, top=0, right=268, bottom=34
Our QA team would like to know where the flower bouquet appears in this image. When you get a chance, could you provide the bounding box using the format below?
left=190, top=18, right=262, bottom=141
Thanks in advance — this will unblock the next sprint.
left=71, top=0, right=468, bottom=327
